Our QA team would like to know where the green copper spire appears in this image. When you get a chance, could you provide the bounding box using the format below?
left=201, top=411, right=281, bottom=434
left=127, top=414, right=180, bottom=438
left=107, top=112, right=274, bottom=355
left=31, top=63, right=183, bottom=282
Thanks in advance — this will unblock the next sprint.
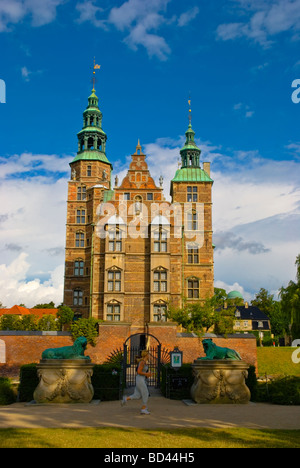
left=180, top=100, right=201, bottom=168
left=71, top=85, right=112, bottom=167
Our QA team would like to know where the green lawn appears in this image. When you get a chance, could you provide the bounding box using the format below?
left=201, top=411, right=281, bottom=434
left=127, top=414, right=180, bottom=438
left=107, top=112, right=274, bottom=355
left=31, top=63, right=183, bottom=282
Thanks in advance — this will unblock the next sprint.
left=0, top=428, right=299, bottom=448
left=257, top=347, right=300, bottom=376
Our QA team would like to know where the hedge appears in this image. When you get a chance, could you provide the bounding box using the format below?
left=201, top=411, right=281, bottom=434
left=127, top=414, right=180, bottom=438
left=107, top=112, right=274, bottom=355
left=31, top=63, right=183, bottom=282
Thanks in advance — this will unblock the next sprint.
left=0, top=377, right=16, bottom=405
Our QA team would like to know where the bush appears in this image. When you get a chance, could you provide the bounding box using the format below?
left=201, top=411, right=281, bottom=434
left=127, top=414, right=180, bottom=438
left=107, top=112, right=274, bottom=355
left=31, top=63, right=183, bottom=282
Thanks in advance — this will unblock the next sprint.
left=92, top=364, right=123, bottom=401
left=0, top=377, right=16, bottom=405
left=255, top=376, right=300, bottom=405
left=18, top=364, right=39, bottom=402
left=245, top=365, right=258, bottom=401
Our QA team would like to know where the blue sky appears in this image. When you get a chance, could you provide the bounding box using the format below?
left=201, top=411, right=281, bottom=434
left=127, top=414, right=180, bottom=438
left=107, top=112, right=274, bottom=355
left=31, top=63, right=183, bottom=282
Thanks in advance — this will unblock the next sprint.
left=0, top=0, right=299, bottom=307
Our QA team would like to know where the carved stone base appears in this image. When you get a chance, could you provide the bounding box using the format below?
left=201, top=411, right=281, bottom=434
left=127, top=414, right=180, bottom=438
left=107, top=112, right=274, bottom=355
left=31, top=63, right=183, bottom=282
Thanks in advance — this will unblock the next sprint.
left=33, top=359, right=94, bottom=404
left=191, top=360, right=250, bottom=404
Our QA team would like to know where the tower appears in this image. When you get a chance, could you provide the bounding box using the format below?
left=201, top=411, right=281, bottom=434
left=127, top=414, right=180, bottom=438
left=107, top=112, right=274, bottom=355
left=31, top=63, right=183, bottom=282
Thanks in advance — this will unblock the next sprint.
left=63, top=84, right=113, bottom=317
left=170, top=107, right=214, bottom=301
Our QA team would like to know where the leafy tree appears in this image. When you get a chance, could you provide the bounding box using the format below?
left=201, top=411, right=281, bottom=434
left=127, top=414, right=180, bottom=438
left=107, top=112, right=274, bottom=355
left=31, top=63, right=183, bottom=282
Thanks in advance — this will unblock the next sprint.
left=166, top=292, right=235, bottom=336
left=279, top=254, right=300, bottom=340
left=38, top=314, right=59, bottom=331
left=19, top=315, right=38, bottom=331
left=70, top=318, right=99, bottom=346
left=0, top=315, right=22, bottom=330
left=56, top=305, right=74, bottom=330
left=32, top=301, right=56, bottom=309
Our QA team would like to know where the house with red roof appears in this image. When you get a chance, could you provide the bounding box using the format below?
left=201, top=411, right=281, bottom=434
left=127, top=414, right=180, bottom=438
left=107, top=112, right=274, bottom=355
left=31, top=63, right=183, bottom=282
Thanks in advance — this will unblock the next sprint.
left=0, top=305, right=58, bottom=319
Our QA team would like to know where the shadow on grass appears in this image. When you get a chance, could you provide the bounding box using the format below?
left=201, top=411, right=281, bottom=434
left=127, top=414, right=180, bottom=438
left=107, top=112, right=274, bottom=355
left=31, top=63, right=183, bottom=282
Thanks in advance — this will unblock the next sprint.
left=0, top=428, right=299, bottom=448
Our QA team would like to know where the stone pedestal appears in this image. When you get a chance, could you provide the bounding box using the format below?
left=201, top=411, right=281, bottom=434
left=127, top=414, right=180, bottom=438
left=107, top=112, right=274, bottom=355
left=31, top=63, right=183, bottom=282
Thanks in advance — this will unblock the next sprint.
left=33, top=359, right=94, bottom=404
left=191, top=359, right=250, bottom=404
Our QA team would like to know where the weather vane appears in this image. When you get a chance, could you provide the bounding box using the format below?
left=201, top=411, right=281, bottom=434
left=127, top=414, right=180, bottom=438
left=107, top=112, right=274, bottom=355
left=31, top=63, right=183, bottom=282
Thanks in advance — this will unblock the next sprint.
left=92, top=57, right=101, bottom=91
left=188, top=94, right=192, bottom=125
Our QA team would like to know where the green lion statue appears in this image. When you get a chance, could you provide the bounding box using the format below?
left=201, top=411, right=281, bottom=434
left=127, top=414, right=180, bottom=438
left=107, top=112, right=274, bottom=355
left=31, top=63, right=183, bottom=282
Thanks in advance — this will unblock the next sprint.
left=42, top=336, right=90, bottom=360
left=200, top=338, right=242, bottom=361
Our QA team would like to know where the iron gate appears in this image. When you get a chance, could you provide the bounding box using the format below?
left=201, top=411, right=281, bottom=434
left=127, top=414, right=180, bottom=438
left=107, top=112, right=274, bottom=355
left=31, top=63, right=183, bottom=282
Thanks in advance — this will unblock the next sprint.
left=123, top=333, right=162, bottom=388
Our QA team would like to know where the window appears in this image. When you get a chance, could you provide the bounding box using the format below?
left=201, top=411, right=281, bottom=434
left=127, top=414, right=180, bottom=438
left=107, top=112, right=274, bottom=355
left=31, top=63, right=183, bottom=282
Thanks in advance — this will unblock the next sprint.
left=108, top=230, right=122, bottom=252
left=77, top=186, right=86, bottom=201
left=74, top=260, right=84, bottom=276
left=124, top=193, right=130, bottom=201
left=107, top=303, right=121, bottom=321
left=154, top=228, right=167, bottom=252
left=147, top=193, right=153, bottom=201
left=187, top=186, right=198, bottom=202
left=187, top=245, right=199, bottom=263
left=76, top=209, right=86, bottom=224
left=154, top=269, right=167, bottom=292
left=75, top=232, right=84, bottom=247
left=108, top=270, right=121, bottom=291
left=188, top=279, right=199, bottom=298
left=73, top=289, right=83, bottom=306
left=76, top=260, right=84, bottom=275
left=87, top=165, right=92, bottom=176
left=187, top=211, right=198, bottom=230
left=153, top=304, right=167, bottom=322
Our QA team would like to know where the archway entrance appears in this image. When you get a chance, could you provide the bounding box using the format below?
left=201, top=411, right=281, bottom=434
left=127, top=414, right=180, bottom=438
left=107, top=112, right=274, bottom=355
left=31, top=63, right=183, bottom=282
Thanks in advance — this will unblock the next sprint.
left=123, top=333, right=162, bottom=388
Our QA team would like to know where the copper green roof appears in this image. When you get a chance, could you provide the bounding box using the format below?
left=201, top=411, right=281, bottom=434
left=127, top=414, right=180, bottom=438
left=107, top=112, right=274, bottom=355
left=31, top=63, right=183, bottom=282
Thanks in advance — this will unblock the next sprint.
left=72, top=150, right=112, bottom=167
left=171, top=167, right=213, bottom=183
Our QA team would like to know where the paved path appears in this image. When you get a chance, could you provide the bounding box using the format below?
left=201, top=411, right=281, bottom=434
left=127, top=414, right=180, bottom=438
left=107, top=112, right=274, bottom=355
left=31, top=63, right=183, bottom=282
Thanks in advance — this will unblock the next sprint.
left=0, top=398, right=300, bottom=430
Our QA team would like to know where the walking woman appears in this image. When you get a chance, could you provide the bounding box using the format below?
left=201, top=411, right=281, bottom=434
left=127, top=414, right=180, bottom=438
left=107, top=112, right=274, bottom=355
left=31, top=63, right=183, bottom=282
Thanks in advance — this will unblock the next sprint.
left=121, top=349, right=152, bottom=414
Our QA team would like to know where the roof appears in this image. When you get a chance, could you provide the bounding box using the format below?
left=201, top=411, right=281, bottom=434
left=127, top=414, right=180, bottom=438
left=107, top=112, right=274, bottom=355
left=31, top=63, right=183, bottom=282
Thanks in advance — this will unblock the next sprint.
left=171, top=167, right=213, bottom=183
left=227, top=290, right=244, bottom=300
left=0, top=305, right=58, bottom=318
left=235, top=305, right=270, bottom=321
left=71, top=150, right=112, bottom=166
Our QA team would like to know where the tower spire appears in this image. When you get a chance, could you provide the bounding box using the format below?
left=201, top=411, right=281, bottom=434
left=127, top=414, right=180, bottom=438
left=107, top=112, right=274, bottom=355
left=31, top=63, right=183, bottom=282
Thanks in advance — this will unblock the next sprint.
left=92, top=58, right=101, bottom=92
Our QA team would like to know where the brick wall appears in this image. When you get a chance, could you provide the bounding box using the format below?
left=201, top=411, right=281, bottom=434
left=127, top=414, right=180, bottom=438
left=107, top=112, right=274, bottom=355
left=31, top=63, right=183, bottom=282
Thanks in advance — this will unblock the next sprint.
left=0, top=325, right=257, bottom=378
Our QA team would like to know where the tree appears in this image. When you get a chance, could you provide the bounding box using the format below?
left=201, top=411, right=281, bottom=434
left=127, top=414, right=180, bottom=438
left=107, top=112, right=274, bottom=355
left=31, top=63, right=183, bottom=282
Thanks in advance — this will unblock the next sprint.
left=279, top=254, right=300, bottom=340
left=56, top=305, right=74, bottom=330
left=32, top=301, right=56, bottom=309
left=70, top=318, right=99, bottom=346
left=166, top=292, right=235, bottom=336
left=252, top=287, right=289, bottom=338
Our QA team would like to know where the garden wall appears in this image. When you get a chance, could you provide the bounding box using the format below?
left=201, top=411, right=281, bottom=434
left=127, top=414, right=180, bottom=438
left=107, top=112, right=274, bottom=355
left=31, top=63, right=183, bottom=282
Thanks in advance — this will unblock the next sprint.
left=0, top=324, right=257, bottom=377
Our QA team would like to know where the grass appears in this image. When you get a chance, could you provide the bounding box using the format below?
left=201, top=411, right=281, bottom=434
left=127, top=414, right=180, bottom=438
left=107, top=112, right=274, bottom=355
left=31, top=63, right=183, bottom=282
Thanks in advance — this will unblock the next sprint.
left=0, top=428, right=299, bottom=448
left=257, top=347, right=300, bottom=376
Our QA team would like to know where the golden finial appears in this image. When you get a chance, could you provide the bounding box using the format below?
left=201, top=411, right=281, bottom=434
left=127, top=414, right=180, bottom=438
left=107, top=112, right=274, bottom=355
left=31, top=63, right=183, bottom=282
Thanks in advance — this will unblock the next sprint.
left=92, top=57, right=101, bottom=92
left=188, top=95, right=192, bottom=126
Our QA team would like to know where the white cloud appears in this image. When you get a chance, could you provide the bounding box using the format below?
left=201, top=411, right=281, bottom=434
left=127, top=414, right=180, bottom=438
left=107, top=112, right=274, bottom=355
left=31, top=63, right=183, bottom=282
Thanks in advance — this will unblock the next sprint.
left=0, top=253, right=64, bottom=307
left=217, top=0, right=300, bottom=47
left=0, top=0, right=65, bottom=31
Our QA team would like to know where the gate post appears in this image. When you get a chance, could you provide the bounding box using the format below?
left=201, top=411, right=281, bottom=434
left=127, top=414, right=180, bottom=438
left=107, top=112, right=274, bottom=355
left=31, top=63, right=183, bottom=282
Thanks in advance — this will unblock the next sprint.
left=156, top=343, right=161, bottom=388
left=123, top=343, right=128, bottom=387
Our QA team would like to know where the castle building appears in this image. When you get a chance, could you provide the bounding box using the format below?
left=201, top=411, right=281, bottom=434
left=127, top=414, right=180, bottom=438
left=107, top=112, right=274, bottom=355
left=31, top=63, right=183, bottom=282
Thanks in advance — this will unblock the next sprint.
left=63, top=85, right=214, bottom=336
